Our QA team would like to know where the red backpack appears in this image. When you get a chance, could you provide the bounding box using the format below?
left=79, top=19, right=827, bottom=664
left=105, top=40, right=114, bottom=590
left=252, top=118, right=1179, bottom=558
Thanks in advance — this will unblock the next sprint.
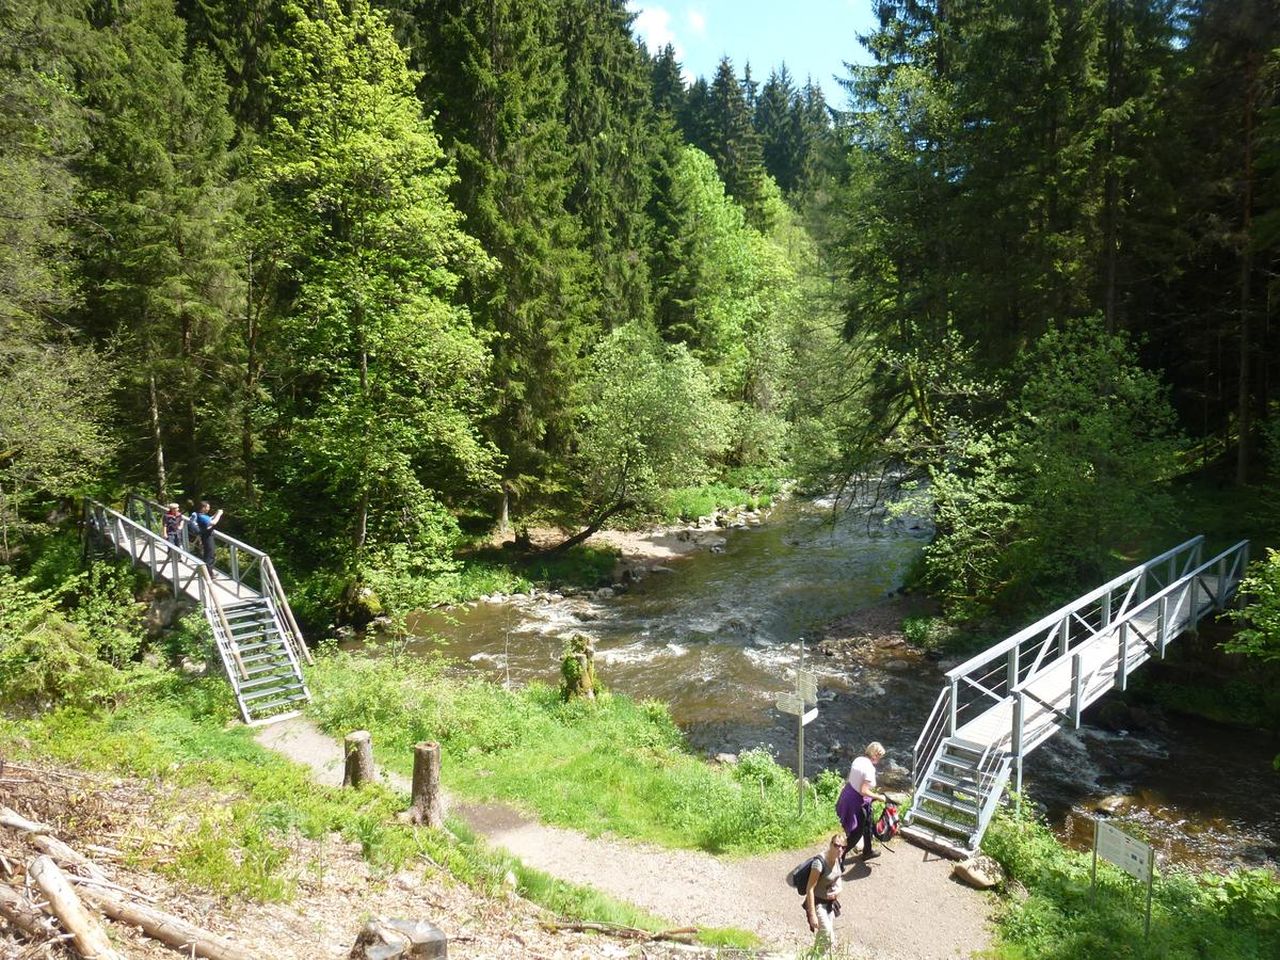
left=873, top=798, right=901, bottom=841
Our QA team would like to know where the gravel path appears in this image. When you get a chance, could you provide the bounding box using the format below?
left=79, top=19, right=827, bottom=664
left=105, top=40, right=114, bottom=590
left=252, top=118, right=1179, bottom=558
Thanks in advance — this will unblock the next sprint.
left=257, top=717, right=993, bottom=959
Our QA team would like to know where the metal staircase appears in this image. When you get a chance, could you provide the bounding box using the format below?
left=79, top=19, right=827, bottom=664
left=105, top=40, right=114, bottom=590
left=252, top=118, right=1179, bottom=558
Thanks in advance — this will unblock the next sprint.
left=902, top=536, right=1249, bottom=857
left=84, top=495, right=312, bottom=726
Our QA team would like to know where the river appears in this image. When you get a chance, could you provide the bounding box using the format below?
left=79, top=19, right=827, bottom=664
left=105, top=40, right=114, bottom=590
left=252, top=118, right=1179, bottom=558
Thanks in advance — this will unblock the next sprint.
left=402, top=498, right=1279, bottom=875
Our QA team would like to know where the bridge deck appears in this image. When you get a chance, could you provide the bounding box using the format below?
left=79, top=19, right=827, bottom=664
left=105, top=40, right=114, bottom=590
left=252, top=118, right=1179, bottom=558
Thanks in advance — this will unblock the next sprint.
left=955, top=575, right=1223, bottom=751
left=107, top=520, right=260, bottom=608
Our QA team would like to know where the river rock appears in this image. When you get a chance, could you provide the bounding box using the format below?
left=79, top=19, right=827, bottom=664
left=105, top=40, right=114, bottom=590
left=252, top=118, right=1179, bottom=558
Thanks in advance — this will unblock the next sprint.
left=882, top=658, right=912, bottom=671
left=649, top=565, right=676, bottom=575
left=595, top=587, right=615, bottom=599
left=953, top=854, right=1003, bottom=890
left=713, top=752, right=738, bottom=766
left=1094, top=794, right=1129, bottom=815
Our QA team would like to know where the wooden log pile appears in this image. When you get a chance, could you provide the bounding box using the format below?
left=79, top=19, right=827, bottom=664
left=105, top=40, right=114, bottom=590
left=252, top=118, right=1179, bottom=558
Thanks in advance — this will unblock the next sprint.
left=1, top=803, right=253, bottom=959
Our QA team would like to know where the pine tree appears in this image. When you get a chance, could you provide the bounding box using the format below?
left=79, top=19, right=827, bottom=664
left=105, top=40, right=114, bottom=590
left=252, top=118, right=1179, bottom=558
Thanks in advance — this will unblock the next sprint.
left=756, top=65, right=800, bottom=193
left=649, top=42, right=686, bottom=117
left=558, top=0, right=656, bottom=330
left=74, top=0, right=243, bottom=499
left=706, top=57, right=768, bottom=228
left=412, top=0, right=596, bottom=528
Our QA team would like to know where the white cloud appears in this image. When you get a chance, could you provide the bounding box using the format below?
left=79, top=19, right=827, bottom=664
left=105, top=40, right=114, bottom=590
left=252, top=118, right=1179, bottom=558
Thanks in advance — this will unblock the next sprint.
left=630, top=5, right=682, bottom=58
left=687, top=9, right=706, bottom=34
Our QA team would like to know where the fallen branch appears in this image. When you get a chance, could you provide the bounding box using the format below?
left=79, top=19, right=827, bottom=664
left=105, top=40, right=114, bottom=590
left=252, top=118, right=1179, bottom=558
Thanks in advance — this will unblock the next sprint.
left=32, top=836, right=109, bottom=883
left=68, top=874, right=156, bottom=905
left=78, top=885, right=253, bottom=960
left=539, top=920, right=697, bottom=944
left=28, top=855, right=127, bottom=960
left=0, top=883, right=49, bottom=940
left=0, top=807, right=51, bottom=835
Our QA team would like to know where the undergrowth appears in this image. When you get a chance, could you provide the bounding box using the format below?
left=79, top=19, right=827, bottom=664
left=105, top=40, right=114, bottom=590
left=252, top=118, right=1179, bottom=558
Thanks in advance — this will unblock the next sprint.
left=0, top=682, right=755, bottom=945
left=306, top=645, right=841, bottom=853
left=983, top=802, right=1280, bottom=960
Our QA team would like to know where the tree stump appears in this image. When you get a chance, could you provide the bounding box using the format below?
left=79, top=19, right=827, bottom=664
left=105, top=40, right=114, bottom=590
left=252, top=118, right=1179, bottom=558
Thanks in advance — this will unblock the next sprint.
left=349, top=918, right=447, bottom=959
left=343, top=730, right=375, bottom=788
left=409, top=742, right=443, bottom=827
left=559, top=633, right=598, bottom=701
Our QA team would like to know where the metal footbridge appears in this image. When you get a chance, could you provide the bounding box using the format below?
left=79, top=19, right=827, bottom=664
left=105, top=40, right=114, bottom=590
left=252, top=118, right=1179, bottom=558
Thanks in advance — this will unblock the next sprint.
left=84, top=494, right=313, bottom=726
left=902, top=536, right=1249, bottom=857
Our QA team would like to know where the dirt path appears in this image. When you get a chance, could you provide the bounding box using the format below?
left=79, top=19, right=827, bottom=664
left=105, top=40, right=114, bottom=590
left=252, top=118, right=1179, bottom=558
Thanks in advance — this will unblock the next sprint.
left=257, top=717, right=992, bottom=959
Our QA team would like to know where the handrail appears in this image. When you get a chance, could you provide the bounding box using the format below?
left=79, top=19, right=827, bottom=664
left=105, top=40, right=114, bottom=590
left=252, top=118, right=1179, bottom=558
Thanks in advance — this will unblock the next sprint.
left=119, top=492, right=310, bottom=666
left=89, top=498, right=250, bottom=681
left=945, top=536, right=1204, bottom=681
left=262, top=556, right=312, bottom=665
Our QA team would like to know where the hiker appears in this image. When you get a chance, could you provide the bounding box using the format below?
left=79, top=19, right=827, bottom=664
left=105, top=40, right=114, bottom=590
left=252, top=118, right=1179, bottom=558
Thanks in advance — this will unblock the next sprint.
left=191, top=501, right=223, bottom=568
left=162, top=502, right=184, bottom=547
left=837, top=740, right=887, bottom=863
left=802, top=834, right=845, bottom=953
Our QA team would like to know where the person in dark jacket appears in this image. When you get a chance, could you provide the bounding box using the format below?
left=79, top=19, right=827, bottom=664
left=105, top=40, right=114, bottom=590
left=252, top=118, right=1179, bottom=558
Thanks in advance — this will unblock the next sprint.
left=192, top=501, right=223, bottom=568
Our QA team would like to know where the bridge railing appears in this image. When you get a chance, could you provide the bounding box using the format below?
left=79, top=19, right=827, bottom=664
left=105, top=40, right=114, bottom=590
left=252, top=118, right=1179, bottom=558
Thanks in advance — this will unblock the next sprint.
left=124, top=494, right=311, bottom=666
left=913, top=536, right=1205, bottom=788
left=84, top=499, right=248, bottom=680
left=1008, top=540, right=1249, bottom=762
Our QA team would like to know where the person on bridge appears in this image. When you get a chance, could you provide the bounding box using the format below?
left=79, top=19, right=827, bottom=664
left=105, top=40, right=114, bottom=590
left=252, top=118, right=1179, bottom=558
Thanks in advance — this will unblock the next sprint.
left=836, top=741, right=887, bottom=864
left=802, top=834, right=845, bottom=954
left=192, top=501, right=223, bottom=568
left=162, top=503, right=184, bottom=547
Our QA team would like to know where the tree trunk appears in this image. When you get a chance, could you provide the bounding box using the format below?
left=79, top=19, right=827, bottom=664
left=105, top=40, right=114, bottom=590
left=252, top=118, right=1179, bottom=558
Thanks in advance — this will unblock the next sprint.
left=544, top=500, right=630, bottom=555
left=1236, top=51, right=1258, bottom=487
left=78, top=885, right=254, bottom=960
left=409, top=742, right=444, bottom=828
left=343, top=731, right=375, bottom=788
left=29, top=855, right=127, bottom=960
left=149, top=374, right=167, bottom=501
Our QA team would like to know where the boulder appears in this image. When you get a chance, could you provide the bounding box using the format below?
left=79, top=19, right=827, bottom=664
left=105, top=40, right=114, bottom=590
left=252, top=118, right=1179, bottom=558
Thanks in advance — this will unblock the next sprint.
left=713, top=753, right=738, bottom=766
left=952, top=854, right=1003, bottom=890
left=1094, top=794, right=1129, bottom=815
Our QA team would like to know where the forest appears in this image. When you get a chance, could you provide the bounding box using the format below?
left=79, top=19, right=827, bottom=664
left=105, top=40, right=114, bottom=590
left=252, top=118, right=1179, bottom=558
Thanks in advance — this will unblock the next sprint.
left=3, top=1, right=1280, bottom=958
left=2, top=0, right=1278, bottom=627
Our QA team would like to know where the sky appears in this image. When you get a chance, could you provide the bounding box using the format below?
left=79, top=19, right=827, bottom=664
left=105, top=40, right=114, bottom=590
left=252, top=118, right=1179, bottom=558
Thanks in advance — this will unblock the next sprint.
left=626, top=1, right=878, bottom=107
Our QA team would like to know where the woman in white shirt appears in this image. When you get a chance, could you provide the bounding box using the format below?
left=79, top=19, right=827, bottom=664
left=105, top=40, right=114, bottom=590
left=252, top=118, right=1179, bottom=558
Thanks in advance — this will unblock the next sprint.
left=835, top=741, right=886, bottom=862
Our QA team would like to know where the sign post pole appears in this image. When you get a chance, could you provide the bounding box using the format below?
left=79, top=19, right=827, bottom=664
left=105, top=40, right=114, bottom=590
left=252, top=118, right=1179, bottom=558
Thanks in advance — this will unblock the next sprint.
left=775, top=637, right=819, bottom=819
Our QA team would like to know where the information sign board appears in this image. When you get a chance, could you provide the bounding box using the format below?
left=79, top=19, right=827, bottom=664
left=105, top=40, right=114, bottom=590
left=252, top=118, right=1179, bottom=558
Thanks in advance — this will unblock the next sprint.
left=1095, top=821, right=1153, bottom=882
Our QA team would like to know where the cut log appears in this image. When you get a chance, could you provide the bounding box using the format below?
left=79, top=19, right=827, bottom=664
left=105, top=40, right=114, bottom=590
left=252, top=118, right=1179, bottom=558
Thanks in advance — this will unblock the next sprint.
left=0, top=805, right=52, bottom=834
left=0, top=883, right=48, bottom=940
left=343, top=731, right=375, bottom=788
left=78, top=885, right=253, bottom=960
left=349, top=918, right=447, bottom=959
left=28, top=855, right=127, bottom=960
left=409, top=743, right=443, bottom=828
left=33, top=834, right=110, bottom=882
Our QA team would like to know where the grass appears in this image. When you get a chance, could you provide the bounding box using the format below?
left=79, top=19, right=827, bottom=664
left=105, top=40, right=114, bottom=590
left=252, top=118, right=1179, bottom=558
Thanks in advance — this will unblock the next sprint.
left=305, top=645, right=843, bottom=854
left=982, top=802, right=1280, bottom=960
left=0, top=674, right=755, bottom=946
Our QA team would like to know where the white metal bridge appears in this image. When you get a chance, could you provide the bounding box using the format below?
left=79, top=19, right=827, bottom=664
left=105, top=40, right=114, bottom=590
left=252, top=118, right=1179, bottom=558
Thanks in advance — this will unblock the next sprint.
left=84, top=494, right=313, bottom=726
left=902, top=535, right=1250, bottom=857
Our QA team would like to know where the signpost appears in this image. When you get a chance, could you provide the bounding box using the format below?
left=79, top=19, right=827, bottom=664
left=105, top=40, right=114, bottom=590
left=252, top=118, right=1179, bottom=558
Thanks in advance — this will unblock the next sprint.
left=1092, top=819, right=1155, bottom=938
left=775, top=640, right=819, bottom=815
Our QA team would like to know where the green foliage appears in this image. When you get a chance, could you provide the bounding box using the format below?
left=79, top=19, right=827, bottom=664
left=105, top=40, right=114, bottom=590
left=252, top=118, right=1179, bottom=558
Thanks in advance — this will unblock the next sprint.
left=573, top=321, right=730, bottom=526
left=1226, top=549, right=1280, bottom=664
left=983, top=803, right=1280, bottom=960
left=919, top=318, right=1184, bottom=621
left=307, top=648, right=838, bottom=853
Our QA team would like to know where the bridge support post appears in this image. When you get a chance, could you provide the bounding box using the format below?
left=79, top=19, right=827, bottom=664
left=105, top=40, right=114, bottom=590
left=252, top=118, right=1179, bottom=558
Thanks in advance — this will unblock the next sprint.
left=1158, top=595, right=1169, bottom=657
left=1011, top=691, right=1024, bottom=796
left=1007, top=646, right=1019, bottom=691
left=1070, top=653, right=1083, bottom=729
left=947, top=678, right=958, bottom=735
left=1116, top=623, right=1129, bottom=692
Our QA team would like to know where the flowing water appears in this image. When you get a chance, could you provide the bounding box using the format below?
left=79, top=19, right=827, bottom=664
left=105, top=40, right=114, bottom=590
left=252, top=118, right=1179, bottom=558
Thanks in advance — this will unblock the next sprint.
left=401, top=498, right=1279, bottom=875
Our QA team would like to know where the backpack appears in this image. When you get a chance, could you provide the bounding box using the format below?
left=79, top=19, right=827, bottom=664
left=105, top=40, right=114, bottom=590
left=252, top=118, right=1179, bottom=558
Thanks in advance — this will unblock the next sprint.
left=186, top=512, right=201, bottom=538
left=873, top=798, right=900, bottom=841
left=785, top=855, right=824, bottom=895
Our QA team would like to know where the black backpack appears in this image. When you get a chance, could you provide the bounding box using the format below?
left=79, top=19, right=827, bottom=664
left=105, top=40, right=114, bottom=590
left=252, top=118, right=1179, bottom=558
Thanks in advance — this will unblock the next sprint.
left=785, top=855, right=824, bottom=895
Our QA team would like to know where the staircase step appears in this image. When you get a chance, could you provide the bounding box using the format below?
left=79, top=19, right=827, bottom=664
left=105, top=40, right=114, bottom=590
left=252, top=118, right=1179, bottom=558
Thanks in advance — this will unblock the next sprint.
left=908, top=805, right=977, bottom=835
left=944, top=738, right=987, bottom=756
left=242, top=681, right=306, bottom=702
left=240, top=672, right=297, bottom=691
left=927, top=770, right=982, bottom=792
left=245, top=692, right=310, bottom=716
left=900, top=824, right=973, bottom=860
left=919, top=788, right=981, bottom=817
left=237, top=639, right=287, bottom=654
